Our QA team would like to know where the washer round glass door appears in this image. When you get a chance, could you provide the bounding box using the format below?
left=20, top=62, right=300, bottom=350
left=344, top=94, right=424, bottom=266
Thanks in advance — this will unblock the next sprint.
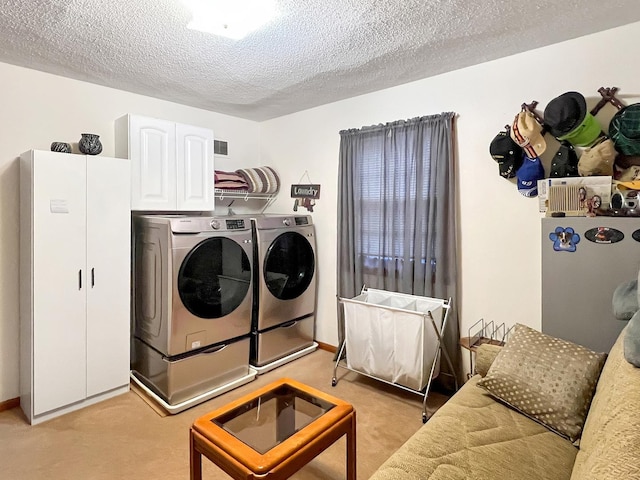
left=178, top=237, right=251, bottom=318
left=264, top=232, right=315, bottom=300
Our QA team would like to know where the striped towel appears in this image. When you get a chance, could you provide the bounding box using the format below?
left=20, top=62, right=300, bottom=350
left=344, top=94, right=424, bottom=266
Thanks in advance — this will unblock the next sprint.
left=235, top=167, right=280, bottom=194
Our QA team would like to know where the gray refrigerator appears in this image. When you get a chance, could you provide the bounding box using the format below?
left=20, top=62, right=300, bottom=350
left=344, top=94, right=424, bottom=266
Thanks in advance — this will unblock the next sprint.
left=541, top=217, right=640, bottom=353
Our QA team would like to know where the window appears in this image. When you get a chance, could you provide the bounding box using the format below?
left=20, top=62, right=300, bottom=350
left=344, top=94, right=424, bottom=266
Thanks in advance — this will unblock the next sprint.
left=356, top=126, right=432, bottom=266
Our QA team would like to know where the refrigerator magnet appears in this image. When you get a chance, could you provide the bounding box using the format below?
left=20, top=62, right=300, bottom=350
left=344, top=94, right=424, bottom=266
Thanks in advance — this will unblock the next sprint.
left=585, top=227, right=624, bottom=244
left=549, top=226, right=580, bottom=252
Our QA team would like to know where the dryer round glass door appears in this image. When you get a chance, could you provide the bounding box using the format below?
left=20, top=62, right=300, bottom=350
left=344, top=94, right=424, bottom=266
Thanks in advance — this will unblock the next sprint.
left=264, top=232, right=315, bottom=300
left=178, top=237, right=251, bottom=318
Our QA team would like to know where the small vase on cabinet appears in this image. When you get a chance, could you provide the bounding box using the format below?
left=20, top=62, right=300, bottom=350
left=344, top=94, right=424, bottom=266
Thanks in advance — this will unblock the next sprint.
left=79, top=133, right=103, bottom=155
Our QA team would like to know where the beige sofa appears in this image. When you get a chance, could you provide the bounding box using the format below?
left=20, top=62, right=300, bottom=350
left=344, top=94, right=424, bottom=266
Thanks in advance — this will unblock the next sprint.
left=369, top=327, right=640, bottom=480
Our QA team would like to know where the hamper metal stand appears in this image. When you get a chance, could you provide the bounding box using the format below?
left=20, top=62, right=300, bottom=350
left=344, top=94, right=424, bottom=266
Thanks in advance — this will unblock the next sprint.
left=332, top=288, right=458, bottom=423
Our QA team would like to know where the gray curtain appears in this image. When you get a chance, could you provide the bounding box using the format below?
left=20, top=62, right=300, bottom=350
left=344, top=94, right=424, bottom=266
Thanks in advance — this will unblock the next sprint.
left=336, top=112, right=461, bottom=386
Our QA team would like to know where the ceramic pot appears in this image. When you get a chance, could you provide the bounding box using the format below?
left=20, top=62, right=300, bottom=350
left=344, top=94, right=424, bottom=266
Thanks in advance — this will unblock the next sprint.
left=50, top=142, right=72, bottom=153
left=78, top=133, right=102, bottom=155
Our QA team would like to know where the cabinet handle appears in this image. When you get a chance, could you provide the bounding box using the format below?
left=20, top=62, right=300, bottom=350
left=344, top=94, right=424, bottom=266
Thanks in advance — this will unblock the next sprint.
left=78, top=270, right=82, bottom=290
left=91, top=268, right=95, bottom=288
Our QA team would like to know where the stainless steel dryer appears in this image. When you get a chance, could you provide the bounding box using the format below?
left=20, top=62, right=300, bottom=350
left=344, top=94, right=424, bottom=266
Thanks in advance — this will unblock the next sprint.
left=252, top=214, right=317, bottom=366
left=131, top=214, right=253, bottom=405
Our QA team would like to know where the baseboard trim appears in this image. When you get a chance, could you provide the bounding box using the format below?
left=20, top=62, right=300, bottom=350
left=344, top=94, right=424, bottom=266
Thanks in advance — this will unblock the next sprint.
left=316, top=341, right=337, bottom=353
left=0, top=397, right=20, bottom=413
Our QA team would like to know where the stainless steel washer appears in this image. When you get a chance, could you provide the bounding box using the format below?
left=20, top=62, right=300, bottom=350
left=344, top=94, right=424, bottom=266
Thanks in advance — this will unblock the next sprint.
left=252, top=214, right=317, bottom=366
left=131, top=214, right=253, bottom=404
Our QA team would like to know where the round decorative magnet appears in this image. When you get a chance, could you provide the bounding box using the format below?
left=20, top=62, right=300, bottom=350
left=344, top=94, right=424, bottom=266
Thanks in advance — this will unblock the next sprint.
left=585, top=227, right=624, bottom=244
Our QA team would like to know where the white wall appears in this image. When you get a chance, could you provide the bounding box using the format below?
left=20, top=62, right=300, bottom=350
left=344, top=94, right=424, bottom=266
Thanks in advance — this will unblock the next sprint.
left=0, top=63, right=262, bottom=402
left=260, top=21, right=640, bottom=373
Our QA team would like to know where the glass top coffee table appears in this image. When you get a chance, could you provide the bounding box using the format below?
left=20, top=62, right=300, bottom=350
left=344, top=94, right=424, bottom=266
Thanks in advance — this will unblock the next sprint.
left=190, top=377, right=356, bottom=480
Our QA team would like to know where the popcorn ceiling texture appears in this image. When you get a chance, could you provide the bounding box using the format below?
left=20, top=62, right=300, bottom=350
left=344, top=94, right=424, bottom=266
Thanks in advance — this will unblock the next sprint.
left=2, top=0, right=640, bottom=120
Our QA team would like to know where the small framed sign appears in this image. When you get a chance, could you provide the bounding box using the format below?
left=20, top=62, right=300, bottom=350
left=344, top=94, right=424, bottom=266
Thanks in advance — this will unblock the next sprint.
left=291, top=184, right=321, bottom=199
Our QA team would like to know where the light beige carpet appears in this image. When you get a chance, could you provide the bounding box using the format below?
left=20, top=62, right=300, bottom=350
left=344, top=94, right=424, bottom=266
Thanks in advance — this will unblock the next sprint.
left=0, top=349, right=448, bottom=479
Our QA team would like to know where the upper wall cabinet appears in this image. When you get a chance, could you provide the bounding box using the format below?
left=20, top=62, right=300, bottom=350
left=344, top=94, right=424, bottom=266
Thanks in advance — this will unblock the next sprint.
left=115, top=114, right=215, bottom=211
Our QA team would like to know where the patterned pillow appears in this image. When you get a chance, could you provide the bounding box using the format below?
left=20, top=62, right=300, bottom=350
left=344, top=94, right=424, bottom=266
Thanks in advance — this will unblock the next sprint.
left=477, top=324, right=607, bottom=442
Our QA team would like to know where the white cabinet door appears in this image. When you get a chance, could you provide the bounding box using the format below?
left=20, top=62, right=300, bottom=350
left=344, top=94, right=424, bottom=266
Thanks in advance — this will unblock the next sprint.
left=31, top=152, right=87, bottom=415
left=176, top=123, right=214, bottom=211
left=85, top=158, right=131, bottom=397
left=129, top=116, right=176, bottom=210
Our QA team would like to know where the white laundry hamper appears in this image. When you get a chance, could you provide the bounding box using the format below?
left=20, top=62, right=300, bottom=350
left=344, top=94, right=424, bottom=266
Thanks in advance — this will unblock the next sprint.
left=333, top=288, right=456, bottom=422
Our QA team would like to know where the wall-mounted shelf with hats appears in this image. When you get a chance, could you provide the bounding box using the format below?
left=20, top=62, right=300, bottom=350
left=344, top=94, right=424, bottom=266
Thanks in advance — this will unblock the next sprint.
left=490, top=86, right=639, bottom=211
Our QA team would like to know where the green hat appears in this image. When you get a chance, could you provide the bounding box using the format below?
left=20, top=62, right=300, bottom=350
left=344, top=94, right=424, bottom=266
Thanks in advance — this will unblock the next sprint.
left=558, top=112, right=602, bottom=147
left=609, top=104, right=640, bottom=156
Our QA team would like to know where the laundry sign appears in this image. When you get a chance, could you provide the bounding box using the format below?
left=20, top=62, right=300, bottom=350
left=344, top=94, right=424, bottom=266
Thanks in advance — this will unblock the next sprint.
left=291, top=184, right=321, bottom=199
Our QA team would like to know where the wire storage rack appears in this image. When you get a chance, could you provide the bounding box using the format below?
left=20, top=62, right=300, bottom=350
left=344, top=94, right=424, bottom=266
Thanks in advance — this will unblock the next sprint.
left=459, top=318, right=515, bottom=377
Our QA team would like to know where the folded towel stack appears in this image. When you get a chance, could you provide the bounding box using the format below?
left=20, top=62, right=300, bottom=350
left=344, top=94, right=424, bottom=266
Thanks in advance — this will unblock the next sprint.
left=214, top=170, right=249, bottom=190
left=235, top=167, right=280, bottom=194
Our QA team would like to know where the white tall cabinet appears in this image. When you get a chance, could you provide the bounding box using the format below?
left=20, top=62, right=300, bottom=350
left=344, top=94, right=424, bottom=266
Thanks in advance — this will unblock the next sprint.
left=20, top=150, right=131, bottom=424
left=115, top=114, right=214, bottom=211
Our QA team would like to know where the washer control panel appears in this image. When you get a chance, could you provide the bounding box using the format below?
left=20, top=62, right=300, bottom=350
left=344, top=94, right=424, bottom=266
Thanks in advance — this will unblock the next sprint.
left=168, top=216, right=249, bottom=233
left=225, top=219, right=246, bottom=230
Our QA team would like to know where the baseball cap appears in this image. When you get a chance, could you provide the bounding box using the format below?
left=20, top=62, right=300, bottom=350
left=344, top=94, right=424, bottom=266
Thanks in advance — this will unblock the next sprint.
left=617, top=165, right=640, bottom=182
left=510, top=111, right=546, bottom=158
left=609, top=103, right=640, bottom=156
left=490, top=128, right=523, bottom=178
left=578, top=138, right=616, bottom=176
left=544, top=91, right=602, bottom=147
left=516, top=155, right=545, bottom=197
left=549, top=141, right=579, bottom=178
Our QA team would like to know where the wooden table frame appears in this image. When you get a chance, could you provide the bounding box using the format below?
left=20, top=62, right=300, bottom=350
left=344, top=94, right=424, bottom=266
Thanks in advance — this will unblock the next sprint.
left=190, top=378, right=356, bottom=480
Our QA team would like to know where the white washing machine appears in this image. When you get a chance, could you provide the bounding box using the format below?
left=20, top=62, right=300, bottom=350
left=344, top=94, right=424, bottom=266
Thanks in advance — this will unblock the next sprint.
left=252, top=214, right=317, bottom=367
left=131, top=214, right=254, bottom=405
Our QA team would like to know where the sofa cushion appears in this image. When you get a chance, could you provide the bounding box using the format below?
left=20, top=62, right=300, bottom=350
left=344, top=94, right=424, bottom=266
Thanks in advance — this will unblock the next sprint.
left=570, top=326, right=640, bottom=480
left=369, top=375, right=577, bottom=480
left=477, top=324, right=606, bottom=442
left=475, top=344, right=502, bottom=377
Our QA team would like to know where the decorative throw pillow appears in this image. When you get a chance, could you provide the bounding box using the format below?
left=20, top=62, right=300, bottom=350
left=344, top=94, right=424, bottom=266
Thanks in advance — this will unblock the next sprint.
left=477, top=324, right=606, bottom=442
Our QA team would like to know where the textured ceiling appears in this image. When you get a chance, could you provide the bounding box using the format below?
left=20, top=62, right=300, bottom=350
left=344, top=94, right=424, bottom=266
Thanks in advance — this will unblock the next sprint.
left=2, top=0, right=640, bottom=121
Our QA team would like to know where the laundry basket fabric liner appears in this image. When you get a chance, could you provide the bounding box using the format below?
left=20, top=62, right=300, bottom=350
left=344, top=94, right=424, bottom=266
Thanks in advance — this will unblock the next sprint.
left=343, top=289, right=444, bottom=391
